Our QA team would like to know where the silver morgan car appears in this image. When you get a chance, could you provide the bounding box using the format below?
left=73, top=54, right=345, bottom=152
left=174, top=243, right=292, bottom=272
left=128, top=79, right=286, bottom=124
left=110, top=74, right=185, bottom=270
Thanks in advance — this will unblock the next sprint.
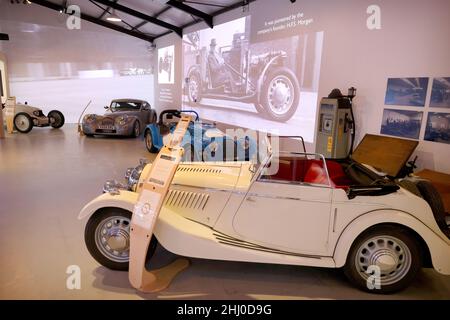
left=82, top=99, right=157, bottom=137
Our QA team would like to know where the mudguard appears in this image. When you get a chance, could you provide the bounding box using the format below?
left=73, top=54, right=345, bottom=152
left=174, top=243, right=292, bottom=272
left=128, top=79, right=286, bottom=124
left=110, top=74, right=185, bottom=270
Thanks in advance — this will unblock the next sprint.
left=256, top=54, right=284, bottom=105
left=146, top=123, right=164, bottom=151
left=78, top=191, right=138, bottom=220
left=333, top=209, right=450, bottom=275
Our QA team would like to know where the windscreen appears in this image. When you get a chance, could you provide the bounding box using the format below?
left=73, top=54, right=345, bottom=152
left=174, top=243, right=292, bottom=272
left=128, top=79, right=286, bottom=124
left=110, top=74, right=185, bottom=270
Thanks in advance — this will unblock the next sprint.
left=110, top=101, right=142, bottom=111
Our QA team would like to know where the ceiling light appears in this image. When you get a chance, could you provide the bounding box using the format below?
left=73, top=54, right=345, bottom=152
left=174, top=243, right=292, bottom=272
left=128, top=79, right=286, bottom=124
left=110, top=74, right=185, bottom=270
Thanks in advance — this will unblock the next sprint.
left=106, top=9, right=121, bottom=22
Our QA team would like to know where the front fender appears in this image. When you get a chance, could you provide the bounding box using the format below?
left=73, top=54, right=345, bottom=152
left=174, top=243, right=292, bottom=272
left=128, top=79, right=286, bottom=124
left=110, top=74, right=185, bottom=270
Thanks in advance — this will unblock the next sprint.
left=146, top=124, right=163, bottom=150
left=78, top=191, right=139, bottom=220
left=333, top=210, right=450, bottom=275
left=256, top=55, right=284, bottom=104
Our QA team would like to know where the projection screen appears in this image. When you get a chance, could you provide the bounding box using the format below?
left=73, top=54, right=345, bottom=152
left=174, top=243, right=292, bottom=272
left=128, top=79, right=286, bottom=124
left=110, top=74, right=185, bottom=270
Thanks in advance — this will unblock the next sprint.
left=182, top=15, right=323, bottom=142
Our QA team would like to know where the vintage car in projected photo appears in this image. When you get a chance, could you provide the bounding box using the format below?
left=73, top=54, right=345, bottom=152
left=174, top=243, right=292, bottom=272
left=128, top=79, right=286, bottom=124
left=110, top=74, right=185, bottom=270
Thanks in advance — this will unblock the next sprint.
left=2, top=101, right=64, bottom=133
left=144, top=109, right=256, bottom=161
left=185, top=31, right=300, bottom=122
left=82, top=99, right=157, bottom=137
left=158, top=51, right=173, bottom=83
left=79, top=135, right=450, bottom=293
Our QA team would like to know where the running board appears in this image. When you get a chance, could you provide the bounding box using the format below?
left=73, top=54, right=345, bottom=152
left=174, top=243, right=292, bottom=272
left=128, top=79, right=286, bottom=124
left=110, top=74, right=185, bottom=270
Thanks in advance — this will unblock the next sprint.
left=202, top=93, right=255, bottom=103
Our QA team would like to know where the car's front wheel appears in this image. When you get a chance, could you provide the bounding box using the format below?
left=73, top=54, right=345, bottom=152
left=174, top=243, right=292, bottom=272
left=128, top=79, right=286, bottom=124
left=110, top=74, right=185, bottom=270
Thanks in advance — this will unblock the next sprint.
left=14, top=112, right=33, bottom=133
left=132, top=121, right=140, bottom=138
left=187, top=72, right=202, bottom=103
left=84, top=208, right=157, bottom=271
left=344, top=225, right=422, bottom=293
left=144, top=129, right=158, bottom=153
left=48, top=110, right=65, bottom=129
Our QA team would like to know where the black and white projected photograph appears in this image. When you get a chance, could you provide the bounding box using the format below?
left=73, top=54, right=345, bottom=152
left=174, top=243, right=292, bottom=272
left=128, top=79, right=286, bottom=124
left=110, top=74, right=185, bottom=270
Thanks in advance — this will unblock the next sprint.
left=430, top=77, right=450, bottom=108
left=424, top=112, right=450, bottom=144
left=158, top=45, right=175, bottom=84
left=380, top=108, right=423, bottom=139
left=384, top=77, right=429, bottom=107
left=182, top=16, right=323, bottom=142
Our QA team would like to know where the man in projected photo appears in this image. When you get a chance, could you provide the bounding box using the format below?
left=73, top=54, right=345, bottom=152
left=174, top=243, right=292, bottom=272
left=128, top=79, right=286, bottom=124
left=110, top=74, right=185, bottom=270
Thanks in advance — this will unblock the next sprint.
left=208, top=38, right=236, bottom=92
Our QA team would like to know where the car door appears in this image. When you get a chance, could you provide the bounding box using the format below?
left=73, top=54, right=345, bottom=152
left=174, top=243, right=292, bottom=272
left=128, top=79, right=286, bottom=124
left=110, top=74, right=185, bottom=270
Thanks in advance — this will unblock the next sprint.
left=232, top=153, right=333, bottom=256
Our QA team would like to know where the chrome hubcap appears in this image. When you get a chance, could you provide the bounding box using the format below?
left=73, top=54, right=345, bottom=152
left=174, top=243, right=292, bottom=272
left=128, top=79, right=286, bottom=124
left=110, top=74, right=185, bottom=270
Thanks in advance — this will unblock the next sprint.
left=267, top=75, right=294, bottom=115
left=95, top=216, right=130, bottom=263
left=15, top=115, right=30, bottom=131
left=355, top=235, right=411, bottom=286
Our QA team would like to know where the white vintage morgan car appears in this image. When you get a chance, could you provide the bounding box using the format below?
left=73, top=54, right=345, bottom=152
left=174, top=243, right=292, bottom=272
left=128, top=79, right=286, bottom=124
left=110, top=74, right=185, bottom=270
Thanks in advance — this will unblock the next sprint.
left=79, top=138, right=450, bottom=293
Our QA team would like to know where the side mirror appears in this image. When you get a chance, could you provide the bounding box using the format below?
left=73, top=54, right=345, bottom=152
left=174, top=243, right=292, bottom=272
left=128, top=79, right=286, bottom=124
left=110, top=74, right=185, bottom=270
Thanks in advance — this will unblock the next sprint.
left=104, top=106, right=109, bottom=109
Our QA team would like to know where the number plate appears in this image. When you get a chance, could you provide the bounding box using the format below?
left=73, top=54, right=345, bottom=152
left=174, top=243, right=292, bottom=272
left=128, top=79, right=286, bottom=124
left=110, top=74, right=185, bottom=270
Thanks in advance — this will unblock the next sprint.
left=98, top=125, right=114, bottom=130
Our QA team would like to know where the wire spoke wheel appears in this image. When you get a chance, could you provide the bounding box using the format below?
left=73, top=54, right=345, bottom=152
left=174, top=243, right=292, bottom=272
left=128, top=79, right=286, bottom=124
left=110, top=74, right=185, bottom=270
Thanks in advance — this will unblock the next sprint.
left=189, top=75, right=199, bottom=102
left=133, top=122, right=140, bottom=137
left=145, top=131, right=152, bottom=149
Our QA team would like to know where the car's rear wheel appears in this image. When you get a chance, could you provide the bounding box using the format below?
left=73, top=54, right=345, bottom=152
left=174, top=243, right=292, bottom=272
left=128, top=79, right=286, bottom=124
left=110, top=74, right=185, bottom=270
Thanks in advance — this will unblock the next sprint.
left=14, top=112, right=33, bottom=133
left=132, top=121, right=140, bottom=138
left=84, top=208, right=157, bottom=271
left=144, top=129, right=158, bottom=153
left=48, top=110, right=65, bottom=129
left=344, top=225, right=422, bottom=293
left=260, top=67, right=299, bottom=122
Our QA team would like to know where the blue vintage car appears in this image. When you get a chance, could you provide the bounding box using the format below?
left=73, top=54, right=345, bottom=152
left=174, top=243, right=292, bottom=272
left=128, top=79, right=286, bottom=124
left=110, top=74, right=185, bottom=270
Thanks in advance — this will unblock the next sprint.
left=143, top=109, right=256, bottom=161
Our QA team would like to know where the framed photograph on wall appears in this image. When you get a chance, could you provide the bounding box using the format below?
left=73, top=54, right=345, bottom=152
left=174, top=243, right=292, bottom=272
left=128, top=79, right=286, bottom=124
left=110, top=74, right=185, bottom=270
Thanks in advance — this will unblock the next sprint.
left=424, top=112, right=450, bottom=144
left=384, top=77, right=429, bottom=107
left=430, top=77, right=450, bottom=108
left=380, top=108, right=423, bottom=140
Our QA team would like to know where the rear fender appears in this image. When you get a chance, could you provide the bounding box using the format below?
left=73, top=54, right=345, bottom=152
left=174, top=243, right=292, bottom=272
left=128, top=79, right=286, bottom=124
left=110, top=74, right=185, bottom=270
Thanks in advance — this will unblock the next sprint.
left=333, top=210, right=450, bottom=275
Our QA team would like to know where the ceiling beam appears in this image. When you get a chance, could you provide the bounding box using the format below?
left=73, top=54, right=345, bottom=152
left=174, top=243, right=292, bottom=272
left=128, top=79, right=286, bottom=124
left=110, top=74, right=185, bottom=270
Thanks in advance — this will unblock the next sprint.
left=29, top=0, right=154, bottom=42
left=92, top=0, right=182, bottom=36
left=98, top=0, right=118, bottom=19
left=212, top=0, right=256, bottom=17
left=131, top=6, right=171, bottom=31
left=166, top=0, right=213, bottom=28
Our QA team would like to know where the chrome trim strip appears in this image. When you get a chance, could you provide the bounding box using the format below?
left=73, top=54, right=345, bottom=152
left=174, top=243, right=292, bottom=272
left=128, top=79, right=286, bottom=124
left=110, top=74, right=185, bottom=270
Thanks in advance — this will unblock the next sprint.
left=213, top=232, right=324, bottom=259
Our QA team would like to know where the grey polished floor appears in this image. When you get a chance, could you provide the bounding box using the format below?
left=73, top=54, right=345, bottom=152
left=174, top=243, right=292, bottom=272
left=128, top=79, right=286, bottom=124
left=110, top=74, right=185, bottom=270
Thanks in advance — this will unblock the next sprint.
left=0, top=125, right=449, bottom=299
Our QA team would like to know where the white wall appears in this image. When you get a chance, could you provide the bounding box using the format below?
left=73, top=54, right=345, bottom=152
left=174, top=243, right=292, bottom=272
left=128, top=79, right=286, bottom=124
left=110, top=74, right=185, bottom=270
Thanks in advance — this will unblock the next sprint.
left=0, top=3, right=154, bottom=122
left=156, top=0, right=450, bottom=173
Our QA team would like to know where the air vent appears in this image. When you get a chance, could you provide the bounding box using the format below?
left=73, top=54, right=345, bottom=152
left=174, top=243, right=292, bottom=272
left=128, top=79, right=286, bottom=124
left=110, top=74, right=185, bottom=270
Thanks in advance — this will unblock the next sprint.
left=177, top=166, right=222, bottom=174
left=164, top=190, right=210, bottom=210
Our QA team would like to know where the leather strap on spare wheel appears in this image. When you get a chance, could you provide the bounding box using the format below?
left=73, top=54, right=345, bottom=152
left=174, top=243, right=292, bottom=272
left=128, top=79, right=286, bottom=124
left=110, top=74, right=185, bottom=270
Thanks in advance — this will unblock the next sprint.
left=129, top=115, right=191, bottom=292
